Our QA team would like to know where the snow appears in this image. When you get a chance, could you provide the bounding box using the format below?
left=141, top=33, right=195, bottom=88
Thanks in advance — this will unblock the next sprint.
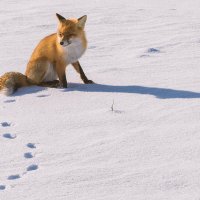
left=1, top=0, right=200, bottom=199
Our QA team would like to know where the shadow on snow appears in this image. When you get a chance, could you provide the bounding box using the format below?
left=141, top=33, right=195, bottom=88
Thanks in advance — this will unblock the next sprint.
left=11, top=83, right=200, bottom=99
left=65, top=83, right=200, bottom=99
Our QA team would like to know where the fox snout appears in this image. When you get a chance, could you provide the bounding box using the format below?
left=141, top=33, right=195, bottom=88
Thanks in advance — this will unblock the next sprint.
left=59, top=37, right=72, bottom=46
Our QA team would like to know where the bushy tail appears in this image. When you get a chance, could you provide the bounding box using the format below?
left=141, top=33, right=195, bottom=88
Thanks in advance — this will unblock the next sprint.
left=0, top=72, right=33, bottom=96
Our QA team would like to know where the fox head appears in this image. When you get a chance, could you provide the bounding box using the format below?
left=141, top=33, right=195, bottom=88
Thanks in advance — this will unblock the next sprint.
left=56, top=13, right=87, bottom=47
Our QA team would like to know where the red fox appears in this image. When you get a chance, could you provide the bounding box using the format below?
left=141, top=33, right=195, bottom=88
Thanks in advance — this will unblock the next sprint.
left=0, top=13, right=93, bottom=95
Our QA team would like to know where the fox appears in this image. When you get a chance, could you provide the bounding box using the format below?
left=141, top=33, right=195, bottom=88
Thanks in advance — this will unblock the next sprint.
left=0, top=13, right=93, bottom=96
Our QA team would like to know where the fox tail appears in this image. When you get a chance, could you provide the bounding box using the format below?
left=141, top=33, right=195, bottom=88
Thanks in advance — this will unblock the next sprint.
left=0, top=72, right=33, bottom=96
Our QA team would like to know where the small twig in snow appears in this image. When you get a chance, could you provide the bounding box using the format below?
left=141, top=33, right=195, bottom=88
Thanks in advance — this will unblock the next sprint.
left=111, top=99, right=114, bottom=112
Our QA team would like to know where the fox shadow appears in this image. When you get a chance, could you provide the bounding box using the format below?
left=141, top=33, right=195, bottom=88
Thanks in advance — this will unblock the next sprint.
left=11, top=83, right=200, bottom=99
left=65, top=83, right=200, bottom=99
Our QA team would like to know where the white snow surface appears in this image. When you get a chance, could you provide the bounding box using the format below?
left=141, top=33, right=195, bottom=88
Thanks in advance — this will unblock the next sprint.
left=1, top=0, right=200, bottom=199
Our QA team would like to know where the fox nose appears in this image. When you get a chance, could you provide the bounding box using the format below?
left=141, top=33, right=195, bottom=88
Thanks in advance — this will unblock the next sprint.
left=60, top=41, right=64, bottom=45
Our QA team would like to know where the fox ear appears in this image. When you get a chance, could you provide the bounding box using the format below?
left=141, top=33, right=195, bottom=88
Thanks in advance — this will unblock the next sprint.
left=56, top=13, right=66, bottom=22
left=77, top=15, right=87, bottom=29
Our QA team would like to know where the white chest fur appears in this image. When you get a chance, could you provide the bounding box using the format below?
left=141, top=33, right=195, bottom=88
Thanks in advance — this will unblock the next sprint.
left=43, top=63, right=57, bottom=82
left=62, top=38, right=86, bottom=64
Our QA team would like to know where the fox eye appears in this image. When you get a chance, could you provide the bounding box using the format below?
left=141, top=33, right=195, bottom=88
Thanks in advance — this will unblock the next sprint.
left=59, top=33, right=63, bottom=37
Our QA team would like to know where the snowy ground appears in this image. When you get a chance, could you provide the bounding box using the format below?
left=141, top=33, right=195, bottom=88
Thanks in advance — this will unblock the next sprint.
left=1, top=0, right=200, bottom=199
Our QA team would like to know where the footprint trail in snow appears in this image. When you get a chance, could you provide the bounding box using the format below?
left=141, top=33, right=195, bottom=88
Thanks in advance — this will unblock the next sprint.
left=0, top=185, right=6, bottom=190
left=3, top=133, right=16, bottom=139
left=27, top=143, right=36, bottom=149
left=1, top=122, right=11, bottom=127
left=1, top=119, right=39, bottom=190
left=27, top=164, right=38, bottom=171
left=7, top=174, right=21, bottom=180
left=24, top=152, right=34, bottom=159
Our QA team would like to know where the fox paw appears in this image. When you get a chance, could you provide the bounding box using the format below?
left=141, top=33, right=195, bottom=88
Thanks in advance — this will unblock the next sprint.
left=84, top=80, right=94, bottom=84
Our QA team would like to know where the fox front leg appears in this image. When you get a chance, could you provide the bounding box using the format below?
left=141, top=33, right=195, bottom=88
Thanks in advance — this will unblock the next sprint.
left=72, top=61, right=94, bottom=84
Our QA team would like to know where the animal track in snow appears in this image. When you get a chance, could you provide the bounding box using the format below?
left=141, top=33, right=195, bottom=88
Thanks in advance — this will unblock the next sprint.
left=139, top=54, right=150, bottom=58
left=1, top=123, right=38, bottom=189
left=27, top=164, right=38, bottom=171
left=26, top=143, right=36, bottom=149
left=37, top=94, right=50, bottom=98
left=147, top=48, right=160, bottom=53
left=140, top=48, right=161, bottom=58
left=0, top=185, right=6, bottom=190
left=24, top=152, right=33, bottom=159
left=4, top=99, right=16, bottom=103
left=7, top=174, right=20, bottom=180
left=1, top=122, right=11, bottom=127
left=3, top=133, right=16, bottom=139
